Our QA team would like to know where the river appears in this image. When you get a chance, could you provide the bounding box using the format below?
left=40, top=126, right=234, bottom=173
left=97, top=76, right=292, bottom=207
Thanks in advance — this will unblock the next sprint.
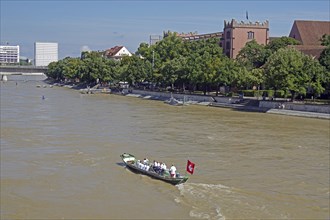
left=1, top=79, right=329, bottom=219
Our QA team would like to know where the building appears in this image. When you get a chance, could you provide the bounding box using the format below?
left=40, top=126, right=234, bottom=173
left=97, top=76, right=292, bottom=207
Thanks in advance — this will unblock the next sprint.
left=150, top=35, right=162, bottom=46
left=289, top=20, right=330, bottom=58
left=163, top=31, right=222, bottom=45
left=222, top=19, right=269, bottom=58
left=103, top=46, right=132, bottom=60
left=178, top=32, right=222, bottom=43
left=0, top=45, right=19, bottom=64
left=34, top=42, right=58, bottom=66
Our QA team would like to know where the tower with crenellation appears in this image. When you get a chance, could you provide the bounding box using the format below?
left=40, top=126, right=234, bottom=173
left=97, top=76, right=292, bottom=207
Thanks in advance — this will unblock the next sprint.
left=222, top=19, right=269, bottom=58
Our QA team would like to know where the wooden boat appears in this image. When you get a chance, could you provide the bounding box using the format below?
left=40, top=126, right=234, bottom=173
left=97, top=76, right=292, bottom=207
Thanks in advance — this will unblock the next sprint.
left=120, top=153, right=189, bottom=185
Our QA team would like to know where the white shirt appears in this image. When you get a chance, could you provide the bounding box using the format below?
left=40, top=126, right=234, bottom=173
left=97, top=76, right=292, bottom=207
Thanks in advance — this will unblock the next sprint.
left=161, top=163, right=167, bottom=170
left=170, top=165, right=176, bottom=174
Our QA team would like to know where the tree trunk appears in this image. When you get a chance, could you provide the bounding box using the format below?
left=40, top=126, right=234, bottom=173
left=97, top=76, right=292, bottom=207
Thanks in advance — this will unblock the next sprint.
left=291, top=91, right=295, bottom=102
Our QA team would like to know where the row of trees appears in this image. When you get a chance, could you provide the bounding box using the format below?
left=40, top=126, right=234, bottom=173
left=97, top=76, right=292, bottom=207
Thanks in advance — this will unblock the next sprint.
left=46, top=33, right=330, bottom=99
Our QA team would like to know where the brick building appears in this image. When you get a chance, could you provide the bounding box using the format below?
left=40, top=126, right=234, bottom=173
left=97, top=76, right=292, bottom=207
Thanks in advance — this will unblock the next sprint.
left=222, top=19, right=269, bottom=58
left=162, top=19, right=328, bottom=60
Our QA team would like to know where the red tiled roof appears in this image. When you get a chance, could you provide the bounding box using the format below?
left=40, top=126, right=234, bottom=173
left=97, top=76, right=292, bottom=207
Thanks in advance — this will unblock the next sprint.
left=289, top=20, right=330, bottom=45
left=104, top=46, right=124, bottom=57
left=289, top=45, right=326, bottom=59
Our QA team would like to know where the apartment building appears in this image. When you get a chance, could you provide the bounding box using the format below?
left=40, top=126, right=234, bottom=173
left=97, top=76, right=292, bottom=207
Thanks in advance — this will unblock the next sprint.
left=0, top=45, right=20, bottom=64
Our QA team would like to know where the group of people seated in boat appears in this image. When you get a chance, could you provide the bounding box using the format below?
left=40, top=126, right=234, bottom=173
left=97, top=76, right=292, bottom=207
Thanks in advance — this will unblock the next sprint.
left=136, top=158, right=151, bottom=171
left=152, top=160, right=167, bottom=175
left=136, top=158, right=177, bottom=178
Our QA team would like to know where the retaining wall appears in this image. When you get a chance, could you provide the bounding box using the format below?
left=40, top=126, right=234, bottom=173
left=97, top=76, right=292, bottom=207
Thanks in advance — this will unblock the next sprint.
left=259, top=101, right=330, bottom=114
left=131, top=89, right=329, bottom=114
left=131, top=89, right=240, bottom=103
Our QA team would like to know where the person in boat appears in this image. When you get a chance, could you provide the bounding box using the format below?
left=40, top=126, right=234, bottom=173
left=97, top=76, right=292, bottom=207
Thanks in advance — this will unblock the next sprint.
left=136, top=160, right=142, bottom=168
left=153, top=160, right=161, bottom=173
left=143, top=158, right=149, bottom=165
left=169, top=164, right=177, bottom=178
left=136, top=159, right=149, bottom=171
left=160, top=162, right=167, bottom=175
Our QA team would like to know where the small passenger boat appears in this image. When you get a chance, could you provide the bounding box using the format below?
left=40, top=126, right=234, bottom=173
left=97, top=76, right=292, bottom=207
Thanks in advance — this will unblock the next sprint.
left=120, top=153, right=189, bottom=185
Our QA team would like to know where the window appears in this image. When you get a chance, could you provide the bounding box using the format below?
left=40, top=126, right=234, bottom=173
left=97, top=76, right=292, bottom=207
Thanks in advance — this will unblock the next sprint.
left=248, top=31, right=254, bottom=39
left=226, top=41, right=230, bottom=50
left=226, top=31, right=231, bottom=39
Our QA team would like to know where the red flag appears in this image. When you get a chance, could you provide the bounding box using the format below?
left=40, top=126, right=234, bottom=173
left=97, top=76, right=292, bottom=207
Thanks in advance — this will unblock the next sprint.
left=186, top=160, right=195, bottom=174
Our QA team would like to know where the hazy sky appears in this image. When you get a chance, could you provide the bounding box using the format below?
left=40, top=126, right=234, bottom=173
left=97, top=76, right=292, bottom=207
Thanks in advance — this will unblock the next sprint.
left=1, top=0, right=329, bottom=59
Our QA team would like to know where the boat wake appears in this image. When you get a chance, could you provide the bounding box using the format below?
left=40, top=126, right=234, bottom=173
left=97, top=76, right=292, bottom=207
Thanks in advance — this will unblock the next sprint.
left=176, top=182, right=295, bottom=219
left=175, top=183, right=230, bottom=220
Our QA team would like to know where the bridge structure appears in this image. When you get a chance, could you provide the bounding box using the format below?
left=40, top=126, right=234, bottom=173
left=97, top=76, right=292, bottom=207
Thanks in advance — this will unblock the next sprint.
left=0, top=65, right=48, bottom=80
left=0, top=65, right=48, bottom=75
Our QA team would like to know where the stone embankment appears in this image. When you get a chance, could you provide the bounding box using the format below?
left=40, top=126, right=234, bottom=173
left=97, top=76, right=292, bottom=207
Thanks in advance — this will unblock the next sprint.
left=50, top=80, right=329, bottom=120
left=127, top=89, right=330, bottom=120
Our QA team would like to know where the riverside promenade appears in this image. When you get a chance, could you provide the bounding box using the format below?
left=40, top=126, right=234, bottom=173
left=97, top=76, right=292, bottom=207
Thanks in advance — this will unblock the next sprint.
left=265, top=108, right=329, bottom=119
left=49, top=81, right=329, bottom=120
left=124, top=89, right=330, bottom=120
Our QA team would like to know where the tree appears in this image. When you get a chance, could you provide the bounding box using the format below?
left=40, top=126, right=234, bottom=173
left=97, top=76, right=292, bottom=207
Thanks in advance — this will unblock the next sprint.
left=214, top=57, right=241, bottom=94
left=46, top=61, right=63, bottom=81
left=119, top=55, right=152, bottom=86
left=136, top=42, right=151, bottom=57
left=320, top=34, right=330, bottom=46
left=243, top=68, right=265, bottom=91
left=154, top=32, right=184, bottom=63
left=264, top=47, right=325, bottom=101
left=236, top=40, right=270, bottom=70
left=80, top=51, right=110, bottom=85
left=319, top=47, right=330, bottom=71
left=265, top=36, right=300, bottom=52
left=183, top=38, right=224, bottom=94
left=303, top=55, right=327, bottom=97
left=62, top=57, right=84, bottom=82
left=160, top=58, right=180, bottom=89
left=319, top=35, right=330, bottom=72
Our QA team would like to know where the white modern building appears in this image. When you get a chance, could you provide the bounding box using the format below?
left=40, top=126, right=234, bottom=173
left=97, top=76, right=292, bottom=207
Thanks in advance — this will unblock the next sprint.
left=34, top=42, right=58, bottom=66
left=0, top=45, right=20, bottom=64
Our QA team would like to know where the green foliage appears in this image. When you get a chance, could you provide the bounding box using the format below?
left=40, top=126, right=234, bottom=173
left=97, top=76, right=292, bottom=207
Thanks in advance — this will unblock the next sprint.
left=264, top=47, right=326, bottom=100
left=266, top=36, right=300, bottom=52
left=236, top=40, right=270, bottom=70
left=319, top=46, right=330, bottom=71
left=320, top=34, right=330, bottom=46
left=46, top=32, right=328, bottom=98
left=119, top=55, right=152, bottom=85
left=242, top=90, right=290, bottom=98
left=318, top=35, right=330, bottom=92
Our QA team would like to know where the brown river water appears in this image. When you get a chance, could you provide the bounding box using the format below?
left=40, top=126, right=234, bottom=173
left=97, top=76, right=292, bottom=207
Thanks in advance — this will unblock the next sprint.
left=1, top=79, right=329, bottom=220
